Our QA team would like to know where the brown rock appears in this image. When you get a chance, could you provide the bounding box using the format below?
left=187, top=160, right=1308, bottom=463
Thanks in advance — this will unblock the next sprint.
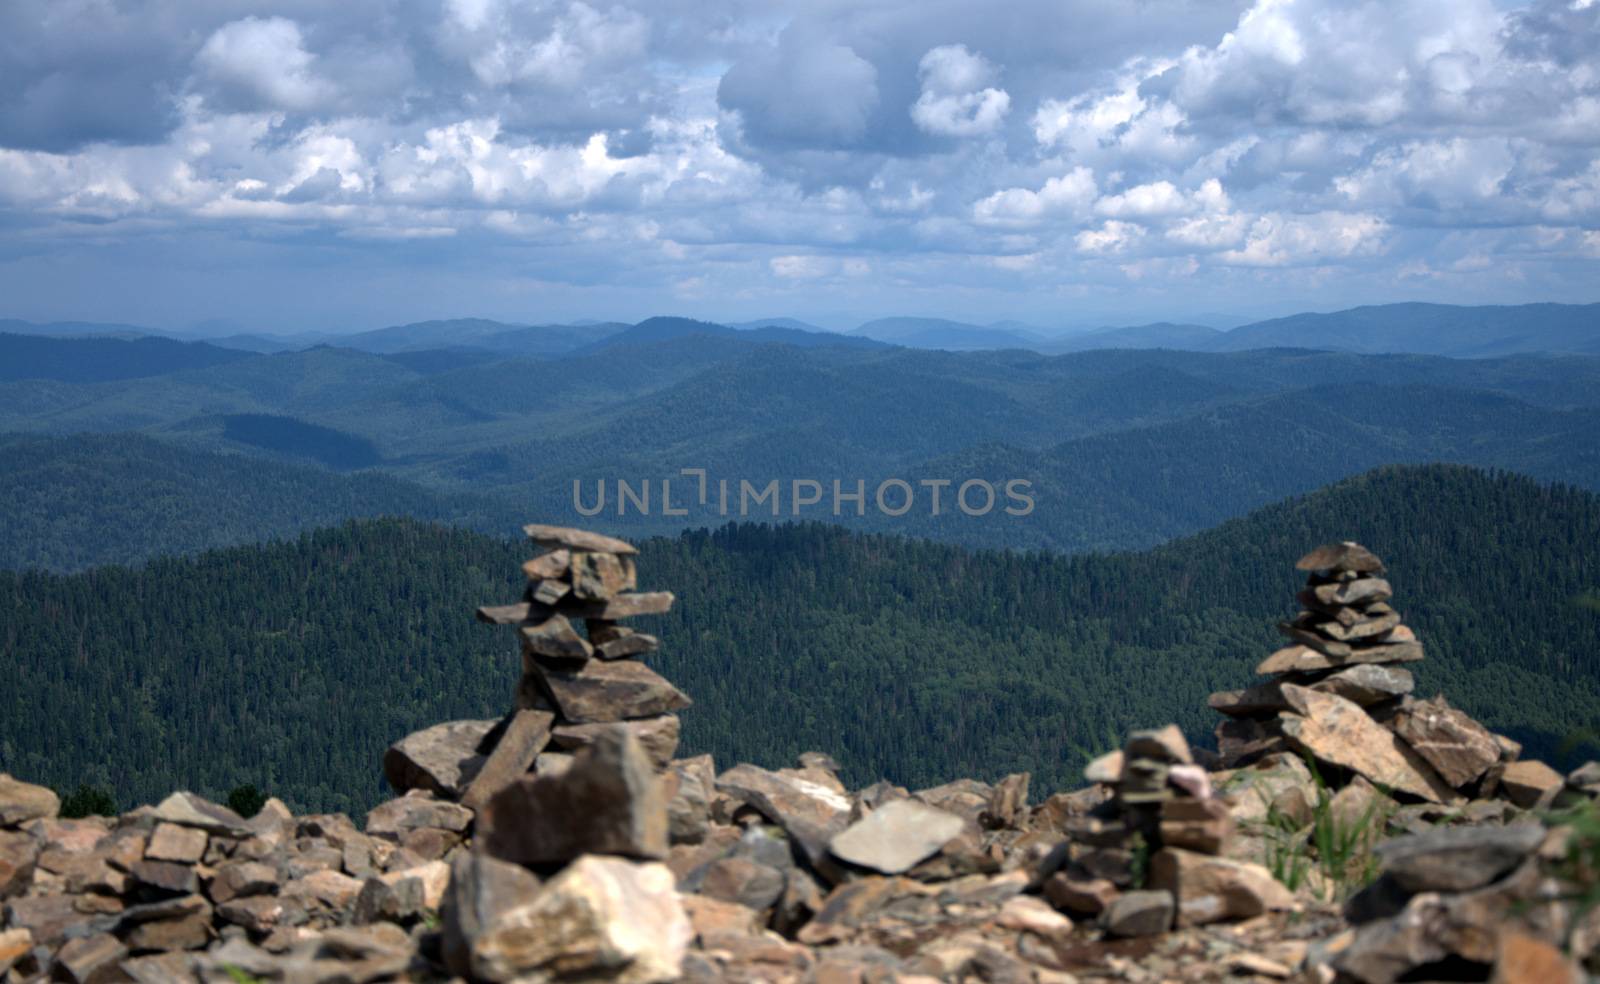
left=571, top=551, right=638, bottom=600
left=1391, top=696, right=1500, bottom=788
left=522, top=548, right=571, bottom=581
left=1308, top=664, right=1415, bottom=706
left=1159, top=797, right=1234, bottom=854
left=152, top=792, right=253, bottom=837
left=1277, top=685, right=1458, bottom=803
left=981, top=773, right=1030, bottom=829
left=441, top=852, right=544, bottom=979
left=1306, top=577, right=1393, bottom=608
left=2, top=893, right=79, bottom=947
left=1103, top=890, right=1174, bottom=937
left=382, top=718, right=497, bottom=798
left=552, top=716, right=680, bottom=770
left=1499, top=760, right=1564, bottom=809
left=520, top=613, right=594, bottom=664
left=145, top=823, right=208, bottom=864
left=481, top=726, right=668, bottom=866
left=461, top=709, right=555, bottom=814
left=125, top=909, right=213, bottom=952
left=1147, top=848, right=1294, bottom=927
left=217, top=894, right=302, bottom=934
left=131, top=859, right=199, bottom=896
left=1493, top=930, right=1581, bottom=984
left=529, top=578, right=570, bottom=605
left=699, top=857, right=786, bottom=910
left=478, top=592, right=674, bottom=625
left=828, top=799, right=964, bottom=875
left=1083, top=749, right=1124, bottom=785
left=522, top=523, right=638, bottom=555
left=207, top=860, right=278, bottom=903
left=1297, top=542, right=1385, bottom=574
left=471, top=855, right=690, bottom=984
left=681, top=895, right=762, bottom=939
left=1042, top=873, right=1118, bottom=916
left=364, top=792, right=473, bottom=840
left=283, top=868, right=364, bottom=910
left=717, top=763, right=853, bottom=835
left=1257, top=637, right=1424, bottom=675
left=52, top=933, right=126, bottom=983
left=1127, top=724, right=1193, bottom=764
left=531, top=659, right=691, bottom=723
left=0, top=928, right=32, bottom=974
left=0, top=774, right=59, bottom=827
left=597, top=633, right=661, bottom=660
left=0, top=829, right=37, bottom=899
left=666, top=755, right=715, bottom=845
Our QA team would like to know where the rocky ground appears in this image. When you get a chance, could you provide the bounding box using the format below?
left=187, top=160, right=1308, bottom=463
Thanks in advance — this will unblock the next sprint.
left=2, top=529, right=1597, bottom=984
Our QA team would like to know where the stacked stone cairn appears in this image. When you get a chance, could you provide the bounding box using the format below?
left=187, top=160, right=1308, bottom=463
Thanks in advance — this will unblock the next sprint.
left=1206, top=540, right=1560, bottom=809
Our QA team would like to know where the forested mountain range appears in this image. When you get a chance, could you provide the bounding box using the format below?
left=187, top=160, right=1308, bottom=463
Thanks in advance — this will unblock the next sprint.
left=4, top=464, right=1597, bottom=814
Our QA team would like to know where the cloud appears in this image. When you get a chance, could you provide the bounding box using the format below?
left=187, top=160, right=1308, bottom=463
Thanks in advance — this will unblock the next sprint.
left=911, top=45, right=1011, bottom=137
left=718, top=26, right=881, bottom=152
left=973, top=167, right=1096, bottom=227
left=194, top=17, right=332, bottom=114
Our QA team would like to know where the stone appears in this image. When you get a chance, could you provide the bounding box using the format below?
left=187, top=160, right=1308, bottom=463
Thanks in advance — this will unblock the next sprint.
left=481, top=726, right=668, bottom=866
left=1306, top=577, right=1393, bottom=608
left=1309, top=664, right=1415, bottom=706
left=1376, top=824, right=1544, bottom=894
left=124, top=909, right=213, bottom=952
left=217, top=895, right=302, bottom=934
left=523, top=523, right=638, bottom=555
left=718, top=764, right=853, bottom=836
left=131, top=859, right=199, bottom=896
left=354, top=874, right=426, bottom=925
left=144, top=822, right=208, bottom=864
left=51, top=933, right=126, bottom=983
left=0, top=928, right=32, bottom=974
left=1167, top=763, right=1212, bottom=799
left=364, top=792, right=474, bottom=840
left=3, top=894, right=79, bottom=947
left=120, top=953, right=200, bottom=983
left=1499, top=760, right=1564, bottom=808
left=597, top=634, right=660, bottom=660
left=571, top=551, right=637, bottom=600
left=1042, top=873, right=1118, bottom=916
left=1493, top=931, right=1582, bottom=984
left=1390, top=696, right=1501, bottom=788
left=442, top=852, right=544, bottom=978
left=1147, top=848, right=1294, bottom=927
left=0, top=829, right=38, bottom=899
left=1159, top=797, right=1233, bottom=854
left=207, top=860, right=278, bottom=903
left=666, top=755, right=714, bottom=845
left=552, top=716, right=680, bottom=770
left=472, top=855, right=691, bottom=984
left=1215, top=717, right=1287, bottom=766
left=479, top=592, right=675, bottom=625
left=283, top=868, right=364, bottom=910
left=1297, top=542, right=1385, bottom=574
left=530, top=578, right=571, bottom=605
left=1301, top=610, right=1401, bottom=642
left=382, top=859, right=450, bottom=909
left=0, top=774, right=59, bottom=827
left=382, top=718, right=497, bottom=798
left=1102, top=890, right=1174, bottom=937
left=1083, top=749, right=1124, bottom=785
left=1277, top=685, right=1458, bottom=803
left=1126, top=724, right=1192, bottom=764
left=1257, top=639, right=1424, bottom=675
left=531, top=659, right=692, bottom=723
left=461, top=708, right=555, bottom=814
left=522, top=549, right=571, bottom=581
left=521, top=614, right=594, bottom=664
left=151, top=792, right=253, bottom=836
left=827, top=799, right=964, bottom=875
left=699, top=857, right=786, bottom=911
left=982, top=773, right=1029, bottom=829
left=681, top=895, right=762, bottom=938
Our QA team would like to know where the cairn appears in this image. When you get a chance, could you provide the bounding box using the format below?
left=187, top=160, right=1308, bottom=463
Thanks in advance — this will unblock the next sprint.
left=1209, top=541, right=1554, bottom=808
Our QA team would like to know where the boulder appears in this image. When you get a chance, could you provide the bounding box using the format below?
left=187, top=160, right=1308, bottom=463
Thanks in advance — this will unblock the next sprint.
left=665, top=756, right=715, bottom=845
left=1376, top=824, right=1544, bottom=894
left=1277, top=685, right=1458, bottom=803
left=0, top=830, right=38, bottom=900
left=982, top=773, right=1029, bottom=829
left=481, top=726, right=668, bottom=866
left=1305, top=577, right=1392, bottom=607
left=520, top=614, right=594, bottom=664
left=1297, top=542, right=1385, bottom=574
left=1159, top=797, right=1233, bottom=854
left=523, top=523, right=638, bottom=556
left=0, top=774, right=59, bottom=827
left=1102, top=890, right=1174, bottom=937
left=716, top=764, right=853, bottom=835
left=472, top=856, right=691, bottom=984
left=206, top=860, right=279, bottom=904
left=144, top=822, right=208, bottom=864
left=1390, top=696, right=1500, bottom=788
left=364, top=792, right=474, bottom=840
left=1126, top=724, right=1192, bottom=764
left=828, top=799, right=965, bottom=875
left=51, top=933, right=126, bottom=983
left=1310, top=664, right=1415, bottom=706
left=1258, top=640, right=1424, bottom=675
left=1147, top=848, right=1295, bottom=927
left=531, top=659, right=692, bottom=724
left=522, top=549, right=572, bottom=581
left=460, top=709, right=555, bottom=814
left=442, top=852, right=544, bottom=979
left=1083, top=749, right=1124, bottom=785
left=1043, top=872, right=1118, bottom=917
left=552, top=716, right=680, bottom=770
left=151, top=792, right=253, bottom=837
left=571, top=551, right=637, bottom=601
left=382, top=718, right=497, bottom=798
left=1499, top=760, right=1564, bottom=809
left=698, top=857, right=786, bottom=911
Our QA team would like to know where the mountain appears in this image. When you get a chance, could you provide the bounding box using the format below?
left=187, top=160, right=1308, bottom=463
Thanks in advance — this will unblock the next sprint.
left=728, top=317, right=829, bottom=332
left=1048, top=322, right=1223, bottom=352
left=1210, top=302, right=1600, bottom=357
left=0, top=318, right=161, bottom=339
left=333, top=318, right=594, bottom=354
left=3, top=464, right=1597, bottom=813
left=0, top=333, right=255, bottom=383
left=570, top=316, right=885, bottom=355
left=0, top=432, right=513, bottom=572
left=851, top=316, right=1044, bottom=351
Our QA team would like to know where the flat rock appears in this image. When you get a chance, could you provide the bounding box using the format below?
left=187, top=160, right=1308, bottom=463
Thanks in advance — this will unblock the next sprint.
left=698, top=856, right=786, bottom=910
left=1277, top=685, right=1458, bottom=804
left=523, top=523, right=638, bottom=555
left=828, top=800, right=965, bottom=875
left=571, top=551, right=637, bottom=600
left=472, top=856, right=690, bottom=984
left=145, top=822, right=208, bottom=864
left=0, top=774, right=59, bottom=827
left=381, top=718, right=497, bottom=799
left=1305, top=577, right=1393, bottom=608
left=1499, top=759, right=1564, bottom=808
left=481, top=726, right=668, bottom=866
left=1147, top=848, right=1294, bottom=927
left=522, top=549, right=571, bottom=581
left=1257, top=639, right=1424, bottom=676
left=364, top=793, right=474, bottom=840
left=442, top=852, right=543, bottom=978
left=1043, top=872, right=1118, bottom=916
left=531, top=659, right=691, bottom=723
left=52, top=933, right=127, bottom=983
left=1103, top=889, right=1174, bottom=937
left=1390, top=696, right=1500, bottom=788
left=151, top=792, right=253, bottom=837
left=717, top=763, right=853, bottom=835
left=1297, top=541, right=1385, bottom=574
left=1126, top=724, right=1192, bottom=764
left=1159, top=797, right=1234, bottom=854
left=478, top=592, right=675, bottom=625
left=552, top=716, right=680, bottom=770
left=1308, top=664, right=1415, bottom=706
left=1083, top=749, right=1124, bottom=785
left=1376, top=823, right=1544, bottom=893
left=597, top=633, right=661, bottom=660
left=461, top=709, right=555, bottom=814
left=520, top=614, right=593, bottom=664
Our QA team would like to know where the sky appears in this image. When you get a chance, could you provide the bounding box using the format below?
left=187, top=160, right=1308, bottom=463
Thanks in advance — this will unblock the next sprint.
left=1, top=0, right=1597, bottom=334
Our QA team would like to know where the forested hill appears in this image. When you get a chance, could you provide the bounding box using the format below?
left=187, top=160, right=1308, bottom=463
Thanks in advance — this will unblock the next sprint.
left=3, top=464, right=1597, bottom=814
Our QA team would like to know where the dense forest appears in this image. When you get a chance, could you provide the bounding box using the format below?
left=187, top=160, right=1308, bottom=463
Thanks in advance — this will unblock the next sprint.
left=3, top=464, right=1597, bottom=814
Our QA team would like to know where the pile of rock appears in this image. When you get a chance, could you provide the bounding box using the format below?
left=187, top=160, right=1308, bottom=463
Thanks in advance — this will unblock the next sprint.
left=1208, top=541, right=1552, bottom=808
left=383, top=523, right=689, bottom=816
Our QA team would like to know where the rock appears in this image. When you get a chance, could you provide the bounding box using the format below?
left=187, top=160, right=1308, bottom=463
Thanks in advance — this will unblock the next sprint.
left=982, top=773, right=1030, bottom=829
left=1147, top=848, right=1294, bottom=927
left=666, top=756, right=715, bottom=845
left=1042, top=873, right=1118, bottom=916
left=1493, top=930, right=1582, bottom=984
left=698, top=857, right=786, bottom=911
left=522, top=549, right=572, bottom=581
left=381, top=859, right=450, bottom=909
left=597, top=634, right=660, bottom=660
left=1390, top=696, right=1501, bottom=788
left=442, top=852, right=544, bottom=978
left=480, top=593, right=676, bottom=624
left=382, top=718, right=497, bottom=798
left=1309, top=664, right=1415, bottom=706
left=123, top=906, right=213, bottom=952
left=461, top=709, right=555, bottom=814
left=1126, top=724, right=1192, bottom=764
left=523, top=523, right=638, bottom=555
left=1257, top=640, right=1424, bottom=675
left=530, top=578, right=570, bottom=605
left=1500, top=760, right=1564, bottom=808
left=0, top=829, right=38, bottom=899
left=151, top=792, right=253, bottom=837
left=829, top=799, right=965, bottom=875
left=1305, top=577, right=1393, bottom=608
left=1083, top=749, right=1124, bottom=785
left=120, top=953, right=200, bottom=983
left=3, top=894, right=79, bottom=947
left=1376, top=824, right=1544, bottom=893
left=481, top=726, right=668, bottom=866
left=1159, top=797, right=1233, bottom=854
left=0, top=928, right=32, bottom=975
left=571, top=551, right=637, bottom=600
left=1297, top=542, right=1385, bottom=574
left=216, top=894, right=303, bottom=935
left=144, top=822, right=208, bottom=864
left=0, top=774, right=59, bottom=827
left=520, top=614, right=594, bottom=664
left=51, top=933, right=126, bottom=983
left=206, top=860, right=278, bottom=904
left=131, top=859, right=199, bottom=897
left=552, top=716, right=680, bottom=770
left=531, top=659, right=692, bottom=723
left=1215, top=717, right=1287, bottom=767
left=1167, top=763, right=1212, bottom=799
left=680, top=895, right=762, bottom=938
left=364, top=792, right=474, bottom=840
left=716, top=764, right=853, bottom=835
left=354, top=874, right=425, bottom=925
left=1277, top=685, right=1458, bottom=803
left=1102, top=890, right=1174, bottom=937
left=472, top=855, right=690, bottom=984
